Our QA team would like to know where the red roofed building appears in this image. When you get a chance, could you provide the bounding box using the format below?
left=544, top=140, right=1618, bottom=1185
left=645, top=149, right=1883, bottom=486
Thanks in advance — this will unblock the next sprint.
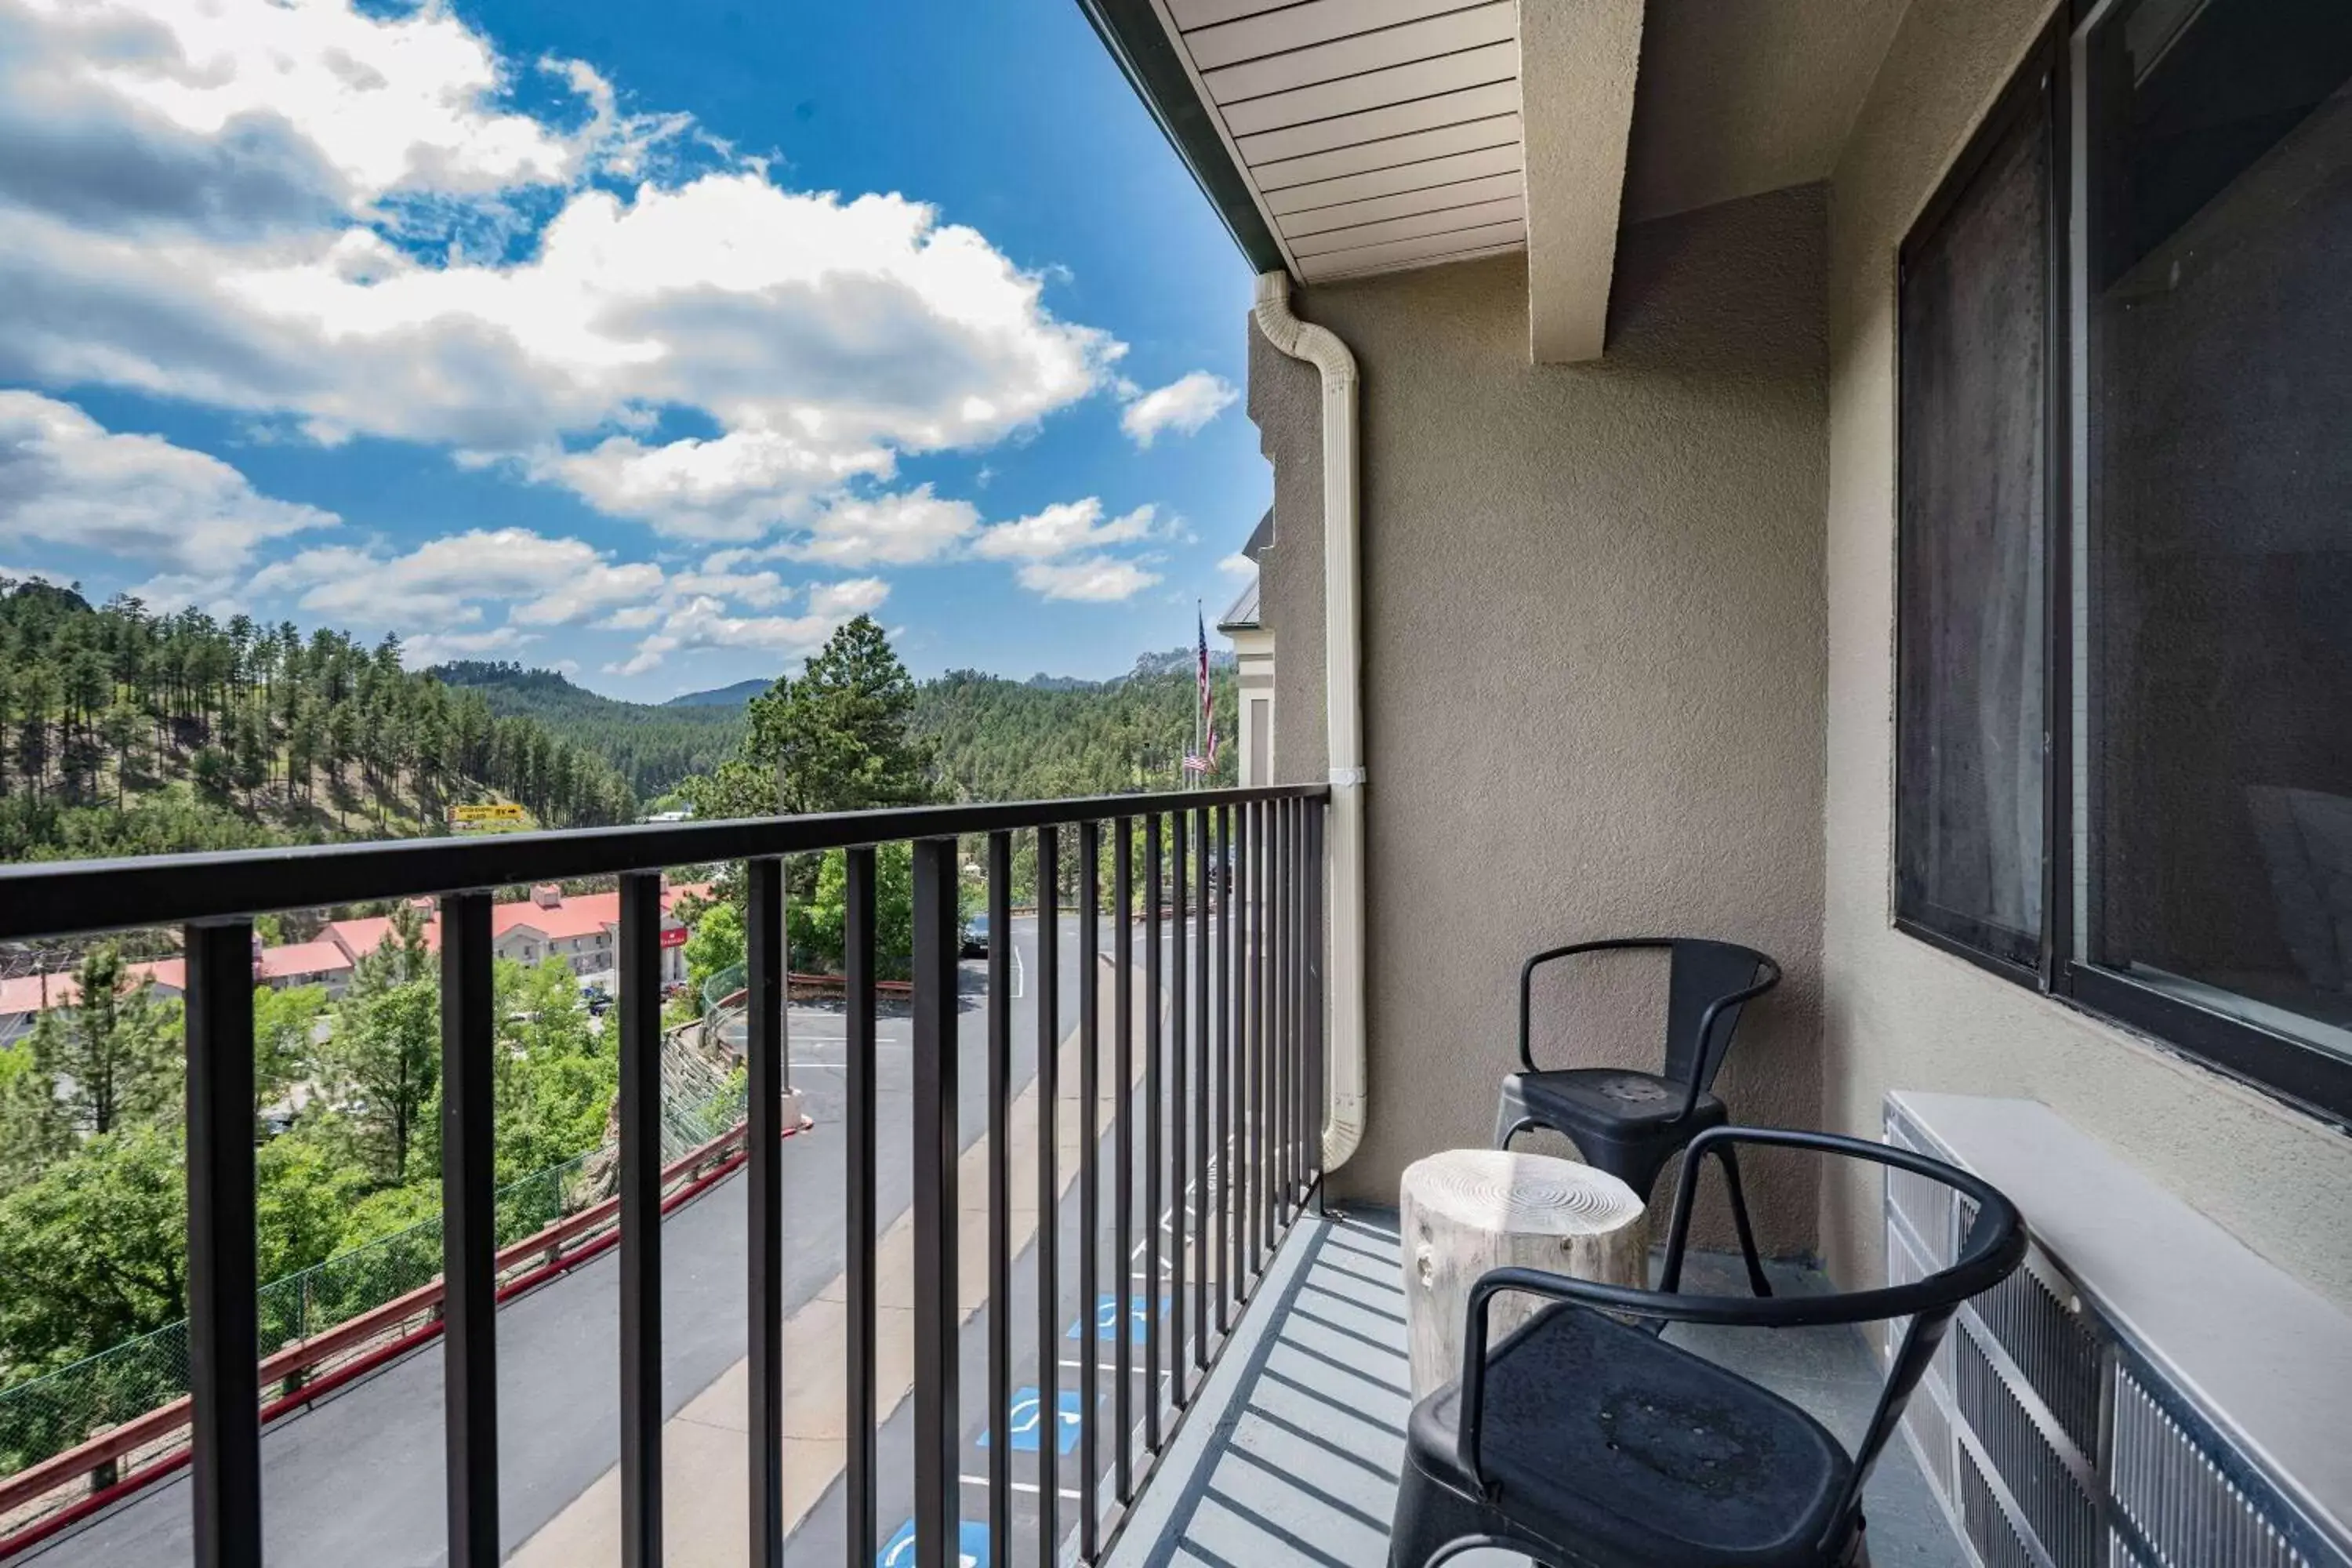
left=0, top=881, right=713, bottom=1048
left=253, top=941, right=357, bottom=996
left=0, top=957, right=187, bottom=1047
left=324, top=880, right=711, bottom=986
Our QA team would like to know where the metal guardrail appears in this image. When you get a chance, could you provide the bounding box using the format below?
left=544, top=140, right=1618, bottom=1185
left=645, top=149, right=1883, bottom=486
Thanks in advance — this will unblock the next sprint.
left=0, top=1112, right=801, bottom=1555
left=0, top=786, right=1329, bottom=1568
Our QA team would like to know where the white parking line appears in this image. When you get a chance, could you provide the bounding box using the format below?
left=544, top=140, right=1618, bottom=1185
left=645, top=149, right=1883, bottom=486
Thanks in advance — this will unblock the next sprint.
left=960, top=1473, right=1083, bottom=1501
left=1011, top=942, right=1025, bottom=1000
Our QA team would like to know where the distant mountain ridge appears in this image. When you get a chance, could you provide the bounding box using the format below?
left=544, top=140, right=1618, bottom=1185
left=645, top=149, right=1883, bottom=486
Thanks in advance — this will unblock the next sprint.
left=437, top=644, right=1243, bottom=806
left=664, top=678, right=768, bottom=708
left=661, top=647, right=1237, bottom=710
left=429, top=661, right=743, bottom=799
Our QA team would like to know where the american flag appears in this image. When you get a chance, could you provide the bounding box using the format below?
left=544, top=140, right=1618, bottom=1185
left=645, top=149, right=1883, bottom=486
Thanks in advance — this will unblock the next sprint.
left=1183, top=608, right=1218, bottom=774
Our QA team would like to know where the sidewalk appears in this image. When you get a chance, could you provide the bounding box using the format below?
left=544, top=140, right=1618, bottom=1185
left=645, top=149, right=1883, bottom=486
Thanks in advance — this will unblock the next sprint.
left=510, top=956, right=1151, bottom=1565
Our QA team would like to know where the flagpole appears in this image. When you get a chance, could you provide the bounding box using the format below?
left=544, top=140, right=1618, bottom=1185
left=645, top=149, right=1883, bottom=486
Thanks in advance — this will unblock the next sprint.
left=1193, top=600, right=1203, bottom=791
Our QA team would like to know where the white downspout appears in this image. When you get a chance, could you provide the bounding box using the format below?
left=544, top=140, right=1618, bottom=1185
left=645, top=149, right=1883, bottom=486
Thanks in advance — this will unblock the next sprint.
left=1251, top=270, right=1367, bottom=1174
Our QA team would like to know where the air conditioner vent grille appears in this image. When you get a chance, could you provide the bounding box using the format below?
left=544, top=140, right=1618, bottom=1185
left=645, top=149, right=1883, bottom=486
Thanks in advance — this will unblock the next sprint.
left=2112, top=1367, right=2311, bottom=1568
left=1889, top=1162, right=1955, bottom=1268
left=1960, top=1439, right=2044, bottom=1568
left=1973, top=1261, right=2101, bottom=1456
left=1903, top=1362, right=1957, bottom=1502
left=1956, top=1328, right=2099, bottom=1568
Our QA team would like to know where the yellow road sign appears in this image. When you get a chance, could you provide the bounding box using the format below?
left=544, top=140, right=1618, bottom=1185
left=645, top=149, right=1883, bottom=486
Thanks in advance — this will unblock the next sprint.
left=451, top=803, right=526, bottom=824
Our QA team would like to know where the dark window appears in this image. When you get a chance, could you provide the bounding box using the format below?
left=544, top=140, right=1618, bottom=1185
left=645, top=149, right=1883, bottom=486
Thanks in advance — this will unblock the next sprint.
left=1896, top=70, right=2056, bottom=971
left=2079, top=0, right=2352, bottom=1069
left=1895, top=0, right=2352, bottom=1119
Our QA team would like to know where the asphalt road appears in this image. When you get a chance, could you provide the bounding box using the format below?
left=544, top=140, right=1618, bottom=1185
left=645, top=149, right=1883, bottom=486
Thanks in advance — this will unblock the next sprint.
left=22, top=916, right=1091, bottom=1568
left=789, top=909, right=1250, bottom=1568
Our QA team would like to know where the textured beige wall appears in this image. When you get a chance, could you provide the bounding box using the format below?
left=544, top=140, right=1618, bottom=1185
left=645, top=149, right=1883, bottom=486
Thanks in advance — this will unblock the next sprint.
left=1251, top=188, right=1831, bottom=1251
left=1821, top=0, right=2352, bottom=1305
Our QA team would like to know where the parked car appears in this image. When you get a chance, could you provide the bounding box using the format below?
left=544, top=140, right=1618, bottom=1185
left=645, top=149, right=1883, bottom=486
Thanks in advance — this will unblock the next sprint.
left=961, top=913, right=989, bottom=959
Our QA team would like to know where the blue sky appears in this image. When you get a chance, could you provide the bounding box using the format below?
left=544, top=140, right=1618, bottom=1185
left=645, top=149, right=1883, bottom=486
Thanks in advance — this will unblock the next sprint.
left=0, top=0, right=1269, bottom=698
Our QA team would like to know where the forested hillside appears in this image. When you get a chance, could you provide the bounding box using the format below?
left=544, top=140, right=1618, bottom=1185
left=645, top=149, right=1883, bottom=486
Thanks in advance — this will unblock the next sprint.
left=915, top=659, right=1238, bottom=800
left=442, top=646, right=1243, bottom=809
left=431, top=661, right=743, bottom=798
left=0, top=578, right=634, bottom=861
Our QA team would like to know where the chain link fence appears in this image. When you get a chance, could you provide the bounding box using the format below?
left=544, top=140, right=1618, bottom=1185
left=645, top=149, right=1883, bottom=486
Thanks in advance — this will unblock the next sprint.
left=0, top=1039, right=744, bottom=1481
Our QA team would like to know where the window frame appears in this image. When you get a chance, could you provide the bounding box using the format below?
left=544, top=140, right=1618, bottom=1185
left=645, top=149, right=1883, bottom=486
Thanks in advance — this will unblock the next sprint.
left=1893, top=3, right=2352, bottom=1127
left=1893, top=19, right=2071, bottom=992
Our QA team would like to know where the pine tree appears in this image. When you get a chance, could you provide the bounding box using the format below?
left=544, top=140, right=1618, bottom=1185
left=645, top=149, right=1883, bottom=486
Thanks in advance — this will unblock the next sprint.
left=18, top=944, right=180, bottom=1138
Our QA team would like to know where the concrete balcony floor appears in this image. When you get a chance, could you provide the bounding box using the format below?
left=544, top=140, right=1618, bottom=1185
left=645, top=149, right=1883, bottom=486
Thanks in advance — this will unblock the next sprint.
left=1112, top=1211, right=1962, bottom=1568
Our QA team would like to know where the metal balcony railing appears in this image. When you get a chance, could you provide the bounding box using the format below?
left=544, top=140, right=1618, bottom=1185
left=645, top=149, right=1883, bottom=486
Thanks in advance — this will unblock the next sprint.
left=0, top=784, right=1329, bottom=1568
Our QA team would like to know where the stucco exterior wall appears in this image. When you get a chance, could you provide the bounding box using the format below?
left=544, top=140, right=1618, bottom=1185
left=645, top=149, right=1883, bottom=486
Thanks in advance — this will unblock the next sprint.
left=1251, top=188, right=1831, bottom=1251
left=1821, top=0, right=2352, bottom=1305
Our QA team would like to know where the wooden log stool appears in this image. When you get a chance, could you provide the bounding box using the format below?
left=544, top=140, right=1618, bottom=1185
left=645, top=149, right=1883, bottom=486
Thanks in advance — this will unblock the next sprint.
left=1399, top=1148, right=1648, bottom=1400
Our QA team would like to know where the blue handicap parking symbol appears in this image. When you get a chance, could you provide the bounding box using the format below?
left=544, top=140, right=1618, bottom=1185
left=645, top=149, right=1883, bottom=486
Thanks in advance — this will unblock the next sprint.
left=879, top=1518, right=990, bottom=1568
left=1066, top=1292, right=1171, bottom=1345
left=978, top=1385, right=1083, bottom=1454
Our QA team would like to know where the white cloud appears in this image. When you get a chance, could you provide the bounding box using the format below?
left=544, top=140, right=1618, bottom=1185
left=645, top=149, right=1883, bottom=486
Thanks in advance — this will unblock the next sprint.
left=0, top=0, right=1126, bottom=542
left=665, top=568, right=788, bottom=608
left=786, top=485, right=982, bottom=568
left=403, top=626, right=538, bottom=666
left=1016, top=555, right=1160, bottom=603
left=1120, top=371, right=1236, bottom=448
left=0, top=390, right=336, bottom=576
left=1218, top=552, right=1256, bottom=576
left=541, top=426, right=894, bottom=543
left=249, top=527, right=660, bottom=630
left=971, top=498, right=1158, bottom=562
left=808, top=577, right=891, bottom=618
left=606, top=579, right=890, bottom=677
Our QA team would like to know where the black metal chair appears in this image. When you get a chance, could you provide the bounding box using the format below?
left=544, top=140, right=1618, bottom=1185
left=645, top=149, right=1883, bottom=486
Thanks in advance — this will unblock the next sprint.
left=1497, top=937, right=1781, bottom=1294
left=1387, top=1127, right=2027, bottom=1568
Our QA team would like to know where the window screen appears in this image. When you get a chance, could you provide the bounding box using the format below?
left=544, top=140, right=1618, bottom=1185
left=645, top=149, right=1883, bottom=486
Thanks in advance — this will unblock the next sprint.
left=2080, top=0, right=2352, bottom=1057
left=1896, top=85, right=2054, bottom=969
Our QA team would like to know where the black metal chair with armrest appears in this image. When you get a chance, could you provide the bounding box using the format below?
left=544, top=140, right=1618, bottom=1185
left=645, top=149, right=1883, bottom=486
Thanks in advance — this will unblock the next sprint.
left=1497, top=937, right=1782, bottom=1294
left=1388, top=1127, right=2026, bottom=1568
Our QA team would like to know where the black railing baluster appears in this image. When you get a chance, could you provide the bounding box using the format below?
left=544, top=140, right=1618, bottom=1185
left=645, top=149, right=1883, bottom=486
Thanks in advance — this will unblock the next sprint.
left=1252, top=799, right=1266, bottom=1276
left=440, top=891, right=499, bottom=1568
left=1265, top=804, right=1281, bottom=1245
left=1167, top=811, right=1189, bottom=1412
left=1272, top=800, right=1288, bottom=1230
left=1287, top=798, right=1302, bottom=1220
left=186, top=919, right=260, bottom=1568
left=911, top=837, right=961, bottom=1568
left=1077, top=820, right=1102, bottom=1561
left=1261, top=803, right=1278, bottom=1255
left=1287, top=800, right=1305, bottom=1215
left=745, top=858, right=786, bottom=1566
left=1112, top=817, right=1134, bottom=1508
left=1143, top=813, right=1163, bottom=1453
left=1279, top=808, right=1298, bottom=1222
left=985, top=832, right=1013, bottom=1566
left=1217, top=804, right=1234, bottom=1330
left=1307, top=799, right=1326, bottom=1198
left=617, top=871, right=665, bottom=1568
left=1242, top=800, right=1261, bottom=1285
left=1033, top=827, right=1061, bottom=1568
left=845, top=846, right=880, bottom=1566
left=1192, top=805, right=1211, bottom=1369
left=1275, top=800, right=1290, bottom=1226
